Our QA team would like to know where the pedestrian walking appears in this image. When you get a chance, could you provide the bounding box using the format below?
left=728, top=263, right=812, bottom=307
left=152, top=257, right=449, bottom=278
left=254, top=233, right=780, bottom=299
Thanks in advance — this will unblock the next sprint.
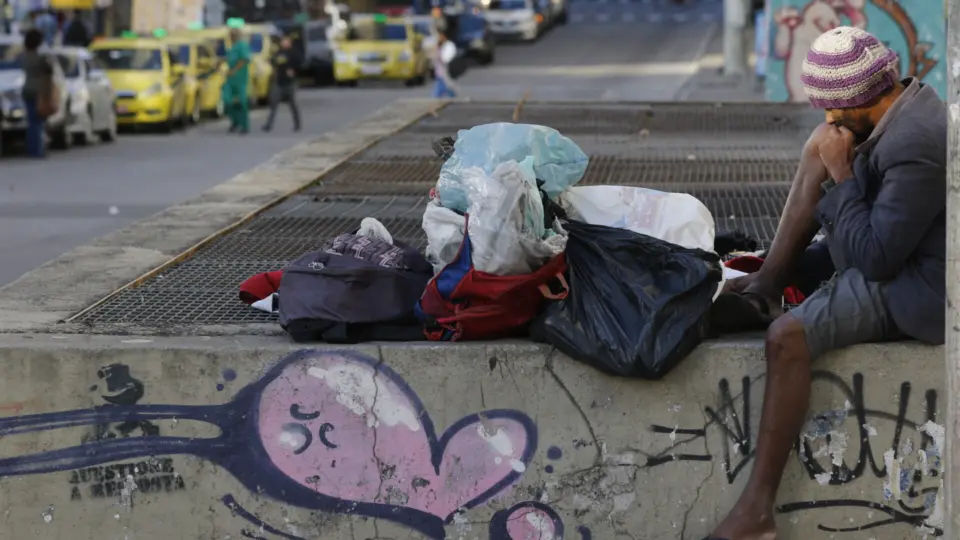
left=262, top=36, right=302, bottom=133
left=26, top=9, right=58, bottom=46
left=222, top=23, right=251, bottom=135
left=20, top=29, right=54, bottom=159
left=430, top=31, right=460, bottom=99
left=62, top=10, right=91, bottom=48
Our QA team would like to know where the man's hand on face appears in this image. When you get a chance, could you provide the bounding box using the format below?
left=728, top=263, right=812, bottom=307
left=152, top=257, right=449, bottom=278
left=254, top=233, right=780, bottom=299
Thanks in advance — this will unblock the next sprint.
left=803, top=122, right=835, bottom=157
left=818, top=125, right=856, bottom=182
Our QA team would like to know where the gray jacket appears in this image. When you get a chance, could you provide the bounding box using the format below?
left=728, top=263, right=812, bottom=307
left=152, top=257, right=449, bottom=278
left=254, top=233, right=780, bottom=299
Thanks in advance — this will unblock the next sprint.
left=814, top=78, right=947, bottom=345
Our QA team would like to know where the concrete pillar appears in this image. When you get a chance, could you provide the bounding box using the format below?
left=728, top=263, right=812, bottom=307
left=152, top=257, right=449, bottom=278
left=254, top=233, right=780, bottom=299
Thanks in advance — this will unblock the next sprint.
left=946, top=0, right=959, bottom=536
left=722, top=0, right=749, bottom=77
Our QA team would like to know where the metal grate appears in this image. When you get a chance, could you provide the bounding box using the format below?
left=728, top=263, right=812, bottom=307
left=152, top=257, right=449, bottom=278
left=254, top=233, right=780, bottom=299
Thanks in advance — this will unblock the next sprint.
left=407, top=103, right=822, bottom=135
left=360, top=132, right=807, bottom=161
left=74, top=102, right=809, bottom=328
left=76, top=286, right=278, bottom=325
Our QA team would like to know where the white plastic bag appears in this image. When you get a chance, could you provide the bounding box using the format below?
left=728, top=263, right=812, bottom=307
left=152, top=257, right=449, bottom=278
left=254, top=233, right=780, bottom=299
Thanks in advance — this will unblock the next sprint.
left=559, top=185, right=716, bottom=252
left=422, top=200, right=465, bottom=274
left=357, top=217, right=393, bottom=244
left=437, top=123, right=589, bottom=213
left=461, top=160, right=562, bottom=275
left=440, top=40, right=457, bottom=63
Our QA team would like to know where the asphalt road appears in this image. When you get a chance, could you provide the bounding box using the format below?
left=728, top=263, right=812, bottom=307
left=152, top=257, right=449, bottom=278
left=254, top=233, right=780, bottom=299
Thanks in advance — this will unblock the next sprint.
left=0, top=2, right=719, bottom=287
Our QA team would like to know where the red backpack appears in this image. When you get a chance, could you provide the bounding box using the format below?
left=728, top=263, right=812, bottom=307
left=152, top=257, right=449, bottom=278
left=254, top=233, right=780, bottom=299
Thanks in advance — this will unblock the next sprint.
left=416, top=219, right=569, bottom=341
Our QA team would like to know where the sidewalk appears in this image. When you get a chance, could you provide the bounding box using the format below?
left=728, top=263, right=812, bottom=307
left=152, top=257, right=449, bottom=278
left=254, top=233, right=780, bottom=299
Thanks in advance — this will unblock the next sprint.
left=677, top=24, right=766, bottom=102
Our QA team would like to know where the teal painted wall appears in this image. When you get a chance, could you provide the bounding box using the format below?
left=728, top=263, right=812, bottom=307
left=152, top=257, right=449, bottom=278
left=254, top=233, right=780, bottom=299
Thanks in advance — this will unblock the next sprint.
left=764, top=0, right=946, bottom=102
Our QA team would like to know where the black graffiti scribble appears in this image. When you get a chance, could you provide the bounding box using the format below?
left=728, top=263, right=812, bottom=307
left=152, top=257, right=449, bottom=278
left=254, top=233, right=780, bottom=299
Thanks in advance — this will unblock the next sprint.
left=318, top=423, right=337, bottom=449
left=648, top=376, right=754, bottom=482
left=644, top=371, right=942, bottom=536
left=798, top=372, right=938, bottom=487
left=99, top=364, right=144, bottom=405
left=289, top=404, right=320, bottom=421
left=82, top=364, right=159, bottom=443
left=777, top=499, right=942, bottom=536
left=785, top=372, right=942, bottom=535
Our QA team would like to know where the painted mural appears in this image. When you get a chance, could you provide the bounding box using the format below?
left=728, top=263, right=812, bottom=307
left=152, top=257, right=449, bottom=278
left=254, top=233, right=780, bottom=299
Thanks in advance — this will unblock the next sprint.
left=0, top=349, right=947, bottom=538
left=765, top=0, right=945, bottom=102
left=0, top=350, right=564, bottom=540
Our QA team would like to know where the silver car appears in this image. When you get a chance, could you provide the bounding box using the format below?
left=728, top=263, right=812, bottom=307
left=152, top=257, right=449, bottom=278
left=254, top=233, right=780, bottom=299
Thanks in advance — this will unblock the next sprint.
left=0, top=35, right=72, bottom=150
left=52, top=47, right=117, bottom=145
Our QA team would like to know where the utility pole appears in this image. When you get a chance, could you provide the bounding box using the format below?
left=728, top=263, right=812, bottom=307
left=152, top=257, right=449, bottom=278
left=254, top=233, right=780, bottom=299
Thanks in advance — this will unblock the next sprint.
left=946, top=0, right=959, bottom=535
left=722, top=0, right=749, bottom=77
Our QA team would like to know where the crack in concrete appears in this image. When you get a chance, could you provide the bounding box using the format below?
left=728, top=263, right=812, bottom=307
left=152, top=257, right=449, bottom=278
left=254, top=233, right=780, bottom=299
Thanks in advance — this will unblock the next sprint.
left=500, top=357, right=525, bottom=399
left=545, top=348, right=603, bottom=466
left=680, top=406, right=717, bottom=540
left=372, top=348, right=388, bottom=506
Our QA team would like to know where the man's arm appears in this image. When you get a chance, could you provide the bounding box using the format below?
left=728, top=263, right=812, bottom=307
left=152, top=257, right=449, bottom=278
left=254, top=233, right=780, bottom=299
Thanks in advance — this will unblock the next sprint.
left=815, top=128, right=945, bottom=281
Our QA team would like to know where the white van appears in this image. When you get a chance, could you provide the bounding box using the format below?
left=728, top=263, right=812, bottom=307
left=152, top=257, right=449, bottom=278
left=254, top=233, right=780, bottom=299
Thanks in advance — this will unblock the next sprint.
left=483, top=0, right=544, bottom=42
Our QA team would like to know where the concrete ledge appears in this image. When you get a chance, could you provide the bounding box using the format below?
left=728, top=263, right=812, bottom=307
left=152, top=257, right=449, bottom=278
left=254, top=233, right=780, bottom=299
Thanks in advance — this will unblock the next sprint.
left=0, top=337, right=945, bottom=539
left=0, top=99, right=446, bottom=334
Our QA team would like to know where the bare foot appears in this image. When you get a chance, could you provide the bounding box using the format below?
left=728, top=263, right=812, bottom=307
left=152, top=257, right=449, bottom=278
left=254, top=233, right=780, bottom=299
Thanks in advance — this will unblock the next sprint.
left=708, top=504, right=777, bottom=540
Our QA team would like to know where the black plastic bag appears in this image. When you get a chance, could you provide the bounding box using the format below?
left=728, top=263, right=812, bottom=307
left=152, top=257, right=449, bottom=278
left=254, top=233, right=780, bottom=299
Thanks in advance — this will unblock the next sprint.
left=532, top=220, right=722, bottom=379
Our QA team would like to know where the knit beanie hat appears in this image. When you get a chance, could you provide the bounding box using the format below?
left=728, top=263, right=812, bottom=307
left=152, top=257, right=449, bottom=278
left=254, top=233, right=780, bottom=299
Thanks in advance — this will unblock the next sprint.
left=801, top=26, right=900, bottom=109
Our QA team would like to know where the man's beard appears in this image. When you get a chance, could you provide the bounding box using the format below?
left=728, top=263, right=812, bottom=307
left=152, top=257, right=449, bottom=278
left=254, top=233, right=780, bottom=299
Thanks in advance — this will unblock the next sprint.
left=835, top=120, right=873, bottom=144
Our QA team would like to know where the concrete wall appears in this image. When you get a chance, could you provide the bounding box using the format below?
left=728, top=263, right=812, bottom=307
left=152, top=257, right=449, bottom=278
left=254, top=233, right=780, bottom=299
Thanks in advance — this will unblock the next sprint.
left=764, top=0, right=946, bottom=102
left=0, top=336, right=945, bottom=539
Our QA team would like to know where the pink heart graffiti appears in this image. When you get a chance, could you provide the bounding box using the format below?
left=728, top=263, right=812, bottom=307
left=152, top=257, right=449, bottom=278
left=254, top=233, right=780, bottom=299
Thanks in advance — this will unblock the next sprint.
left=257, top=350, right=537, bottom=521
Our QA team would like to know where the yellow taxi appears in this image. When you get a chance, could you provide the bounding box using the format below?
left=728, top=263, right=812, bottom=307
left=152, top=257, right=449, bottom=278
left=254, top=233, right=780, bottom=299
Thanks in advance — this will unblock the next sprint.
left=244, top=23, right=278, bottom=105
left=90, top=36, right=188, bottom=132
left=159, top=35, right=227, bottom=120
left=171, top=25, right=272, bottom=106
left=334, top=15, right=428, bottom=87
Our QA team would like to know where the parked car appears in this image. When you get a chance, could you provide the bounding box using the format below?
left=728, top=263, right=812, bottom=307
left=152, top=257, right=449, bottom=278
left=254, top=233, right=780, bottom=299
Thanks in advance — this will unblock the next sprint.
left=0, top=35, right=72, bottom=150
left=415, top=0, right=495, bottom=65
left=170, top=27, right=261, bottom=107
left=550, top=0, right=569, bottom=25
left=484, top=0, right=547, bottom=41
left=274, top=18, right=335, bottom=86
left=51, top=47, right=117, bottom=144
left=90, top=37, right=189, bottom=132
left=157, top=36, right=226, bottom=121
left=245, top=23, right=281, bottom=104
left=335, top=15, right=429, bottom=87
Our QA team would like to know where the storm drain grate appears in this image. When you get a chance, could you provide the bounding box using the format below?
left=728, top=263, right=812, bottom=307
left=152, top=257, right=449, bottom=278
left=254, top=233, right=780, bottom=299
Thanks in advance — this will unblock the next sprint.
left=76, top=286, right=278, bottom=325
left=305, top=156, right=798, bottom=197
left=74, top=102, right=809, bottom=328
left=360, top=132, right=807, bottom=161
left=407, top=103, right=821, bottom=135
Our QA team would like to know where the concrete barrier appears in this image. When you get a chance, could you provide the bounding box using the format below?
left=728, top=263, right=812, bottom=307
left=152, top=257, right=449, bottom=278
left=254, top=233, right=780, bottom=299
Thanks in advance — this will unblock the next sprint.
left=0, top=99, right=947, bottom=539
left=0, top=336, right=944, bottom=539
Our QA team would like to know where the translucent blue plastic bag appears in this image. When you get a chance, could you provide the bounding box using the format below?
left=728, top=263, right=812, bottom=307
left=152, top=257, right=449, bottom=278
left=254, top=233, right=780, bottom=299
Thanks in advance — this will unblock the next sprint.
left=437, top=123, right=589, bottom=213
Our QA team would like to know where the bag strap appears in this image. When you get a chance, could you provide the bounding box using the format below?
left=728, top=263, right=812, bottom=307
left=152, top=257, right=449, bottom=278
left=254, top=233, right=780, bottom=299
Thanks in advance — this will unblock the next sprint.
left=538, top=273, right=569, bottom=300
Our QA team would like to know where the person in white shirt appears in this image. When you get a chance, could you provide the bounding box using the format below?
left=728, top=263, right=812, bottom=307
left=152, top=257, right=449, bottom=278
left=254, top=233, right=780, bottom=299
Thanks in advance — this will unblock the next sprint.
left=430, top=31, right=459, bottom=98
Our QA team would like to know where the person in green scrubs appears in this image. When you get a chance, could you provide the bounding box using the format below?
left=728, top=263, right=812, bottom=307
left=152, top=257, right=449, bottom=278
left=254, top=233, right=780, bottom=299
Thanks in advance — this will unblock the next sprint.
left=223, top=23, right=251, bottom=134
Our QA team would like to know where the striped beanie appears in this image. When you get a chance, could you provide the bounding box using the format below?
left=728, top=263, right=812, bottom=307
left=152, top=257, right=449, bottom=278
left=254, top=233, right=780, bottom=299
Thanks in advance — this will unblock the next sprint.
left=801, top=27, right=900, bottom=109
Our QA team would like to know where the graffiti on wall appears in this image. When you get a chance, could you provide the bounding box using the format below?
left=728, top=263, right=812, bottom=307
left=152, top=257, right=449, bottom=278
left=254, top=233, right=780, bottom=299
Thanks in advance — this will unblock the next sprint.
left=0, top=350, right=946, bottom=538
left=0, top=350, right=583, bottom=540
left=646, top=371, right=945, bottom=536
left=765, top=0, right=944, bottom=102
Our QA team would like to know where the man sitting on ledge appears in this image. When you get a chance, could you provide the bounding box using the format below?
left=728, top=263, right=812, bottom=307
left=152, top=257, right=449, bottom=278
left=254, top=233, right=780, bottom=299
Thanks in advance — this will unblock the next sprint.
left=706, top=26, right=946, bottom=540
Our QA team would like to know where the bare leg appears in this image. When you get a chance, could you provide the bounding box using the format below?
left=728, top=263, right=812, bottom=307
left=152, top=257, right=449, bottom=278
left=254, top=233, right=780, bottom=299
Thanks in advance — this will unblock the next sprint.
left=708, top=313, right=812, bottom=540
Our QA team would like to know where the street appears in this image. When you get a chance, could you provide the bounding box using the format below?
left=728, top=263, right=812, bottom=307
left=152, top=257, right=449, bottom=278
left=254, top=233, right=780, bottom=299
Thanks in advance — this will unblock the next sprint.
left=0, top=1, right=720, bottom=287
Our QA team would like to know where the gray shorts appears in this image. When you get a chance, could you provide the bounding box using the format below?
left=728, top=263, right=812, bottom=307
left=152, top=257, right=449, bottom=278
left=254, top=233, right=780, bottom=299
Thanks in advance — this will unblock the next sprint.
left=788, top=268, right=901, bottom=359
